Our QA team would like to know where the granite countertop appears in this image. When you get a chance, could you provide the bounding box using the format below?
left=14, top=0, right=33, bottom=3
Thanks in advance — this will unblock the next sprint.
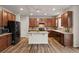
left=0, top=33, right=12, bottom=37
left=28, top=29, right=73, bottom=34
left=52, top=30, right=73, bottom=34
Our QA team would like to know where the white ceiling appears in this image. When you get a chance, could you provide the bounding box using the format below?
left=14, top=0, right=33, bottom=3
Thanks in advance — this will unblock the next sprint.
left=1, top=5, right=71, bottom=16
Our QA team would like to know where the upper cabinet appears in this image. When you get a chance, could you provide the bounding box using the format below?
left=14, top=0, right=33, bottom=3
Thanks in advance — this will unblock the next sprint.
left=61, top=11, right=72, bottom=28
left=29, top=18, right=37, bottom=27
left=2, top=10, right=8, bottom=27
left=46, top=17, right=56, bottom=27
left=0, top=9, right=16, bottom=27
left=8, top=13, right=16, bottom=21
left=7, top=12, right=12, bottom=21
left=12, top=14, right=16, bottom=21
left=29, top=17, right=56, bottom=27
left=51, top=17, right=56, bottom=27
left=46, top=18, right=52, bottom=27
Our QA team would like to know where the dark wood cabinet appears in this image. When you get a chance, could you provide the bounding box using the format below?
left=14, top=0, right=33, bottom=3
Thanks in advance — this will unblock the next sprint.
left=0, top=33, right=12, bottom=51
left=7, top=12, right=12, bottom=21
left=48, top=30, right=73, bottom=47
left=51, top=17, right=56, bottom=27
left=0, top=36, right=7, bottom=51
left=0, top=9, right=16, bottom=27
left=12, top=14, right=16, bottom=21
left=8, top=13, right=16, bottom=21
left=61, top=11, right=72, bottom=27
left=46, top=18, right=52, bottom=27
left=6, top=34, right=12, bottom=46
left=29, top=17, right=56, bottom=28
left=2, top=10, right=8, bottom=27
left=46, top=17, right=56, bottom=27
left=29, top=18, right=37, bottom=27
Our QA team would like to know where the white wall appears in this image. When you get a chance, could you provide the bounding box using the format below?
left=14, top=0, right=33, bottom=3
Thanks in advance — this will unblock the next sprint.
left=16, top=14, right=29, bottom=38
left=20, top=16, right=29, bottom=37
left=72, top=6, right=79, bottom=47
left=16, top=14, right=20, bottom=21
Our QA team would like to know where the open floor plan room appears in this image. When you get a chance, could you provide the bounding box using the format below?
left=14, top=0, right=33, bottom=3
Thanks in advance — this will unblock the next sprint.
left=0, top=5, right=79, bottom=53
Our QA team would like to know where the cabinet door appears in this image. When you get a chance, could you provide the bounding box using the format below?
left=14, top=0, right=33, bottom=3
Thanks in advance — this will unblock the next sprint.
left=51, top=18, right=56, bottom=26
left=0, top=36, right=7, bottom=51
left=46, top=18, right=52, bottom=27
left=61, top=11, right=72, bottom=27
left=61, top=14, right=66, bottom=27
left=7, top=34, right=12, bottom=46
left=11, top=14, right=16, bottom=21
left=68, top=11, right=72, bottom=27
left=60, top=34, right=64, bottom=46
left=64, top=13, right=68, bottom=27
left=0, top=9, right=3, bottom=27
left=3, top=10, right=8, bottom=27
left=7, top=12, right=12, bottom=21
left=29, top=18, right=37, bottom=27
left=8, top=12, right=16, bottom=21
left=12, top=14, right=16, bottom=21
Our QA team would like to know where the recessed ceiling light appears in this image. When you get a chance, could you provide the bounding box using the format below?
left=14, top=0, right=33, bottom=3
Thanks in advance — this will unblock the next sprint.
left=36, top=10, right=40, bottom=13
left=44, top=13, right=47, bottom=15
left=30, top=13, right=33, bottom=15
left=52, top=8, right=56, bottom=11
left=20, top=8, right=24, bottom=11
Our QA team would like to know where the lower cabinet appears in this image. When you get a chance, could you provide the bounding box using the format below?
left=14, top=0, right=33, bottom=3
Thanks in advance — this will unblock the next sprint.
left=48, top=31, right=73, bottom=47
left=0, top=33, right=12, bottom=51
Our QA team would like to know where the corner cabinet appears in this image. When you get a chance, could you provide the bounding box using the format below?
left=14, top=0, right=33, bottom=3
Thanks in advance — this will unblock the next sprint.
left=61, top=11, right=73, bottom=27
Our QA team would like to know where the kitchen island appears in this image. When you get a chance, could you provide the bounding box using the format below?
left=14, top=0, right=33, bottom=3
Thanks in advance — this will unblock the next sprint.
left=28, top=31, right=48, bottom=44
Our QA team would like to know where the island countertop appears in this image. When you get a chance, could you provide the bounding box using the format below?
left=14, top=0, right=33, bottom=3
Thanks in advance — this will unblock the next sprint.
left=28, top=31, right=48, bottom=34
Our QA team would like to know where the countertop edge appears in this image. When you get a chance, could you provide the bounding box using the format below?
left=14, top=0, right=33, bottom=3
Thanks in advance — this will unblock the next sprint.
left=0, top=33, right=12, bottom=37
left=51, top=30, right=73, bottom=34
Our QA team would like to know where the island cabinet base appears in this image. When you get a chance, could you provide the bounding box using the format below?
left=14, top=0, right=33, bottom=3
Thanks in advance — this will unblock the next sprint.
left=28, top=32, right=48, bottom=44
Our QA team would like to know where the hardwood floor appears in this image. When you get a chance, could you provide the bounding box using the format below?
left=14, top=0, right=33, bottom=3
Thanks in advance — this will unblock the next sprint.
left=1, top=37, right=79, bottom=53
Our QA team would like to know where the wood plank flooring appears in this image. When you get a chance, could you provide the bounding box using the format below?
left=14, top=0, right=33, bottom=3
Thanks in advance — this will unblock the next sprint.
left=1, top=37, right=79, bottom=53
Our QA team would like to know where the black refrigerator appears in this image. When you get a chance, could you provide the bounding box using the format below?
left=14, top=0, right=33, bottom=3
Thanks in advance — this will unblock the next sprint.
left=7, top=21, right=20, bottom=45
